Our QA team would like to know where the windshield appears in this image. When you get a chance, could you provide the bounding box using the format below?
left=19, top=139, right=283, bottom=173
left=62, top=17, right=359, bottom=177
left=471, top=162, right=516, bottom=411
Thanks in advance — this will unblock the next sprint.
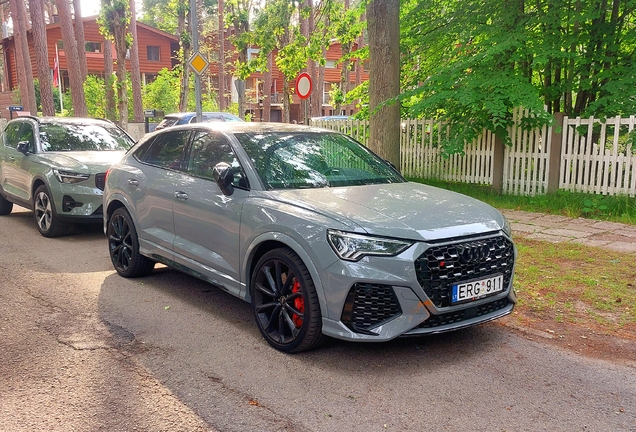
left=235, top=131, right=404, bottom=189
left=39, top=123, right=133, bottom=151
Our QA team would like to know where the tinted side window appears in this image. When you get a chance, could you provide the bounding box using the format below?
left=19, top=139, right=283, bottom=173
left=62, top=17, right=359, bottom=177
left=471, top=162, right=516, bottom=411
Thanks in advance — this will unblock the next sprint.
left=186, top=131, right=248, bottom=188
left=17, top=123, right=35, bottom=152
left=4, top=123, right=22, bottom=148
left=136, top=130, right=190, bottom=170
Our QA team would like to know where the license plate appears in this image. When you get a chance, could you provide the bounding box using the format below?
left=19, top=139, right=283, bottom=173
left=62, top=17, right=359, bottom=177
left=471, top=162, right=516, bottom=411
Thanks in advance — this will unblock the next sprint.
left=452, top=275, right=504, bottom=304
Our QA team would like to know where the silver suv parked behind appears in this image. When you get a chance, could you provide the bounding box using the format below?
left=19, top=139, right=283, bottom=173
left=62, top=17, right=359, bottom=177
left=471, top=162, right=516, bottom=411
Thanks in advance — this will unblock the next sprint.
left=103, top=122, right=516, bottom=353
left=0, top=116, right=134, bottom=237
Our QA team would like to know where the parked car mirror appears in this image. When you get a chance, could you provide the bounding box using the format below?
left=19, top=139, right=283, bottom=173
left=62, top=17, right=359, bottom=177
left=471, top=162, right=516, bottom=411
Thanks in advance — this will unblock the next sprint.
left=213, top=162, right=235, bottom=196
left=17, top=141, right=30, bottom=155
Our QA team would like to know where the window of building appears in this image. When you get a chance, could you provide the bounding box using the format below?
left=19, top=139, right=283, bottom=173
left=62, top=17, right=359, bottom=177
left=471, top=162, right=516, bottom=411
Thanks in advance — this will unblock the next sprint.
left=147, top=46, right=160, bottom=62
left=85, top=41, right=102, bottom=53
left=325, top=60, right=336, bottom=69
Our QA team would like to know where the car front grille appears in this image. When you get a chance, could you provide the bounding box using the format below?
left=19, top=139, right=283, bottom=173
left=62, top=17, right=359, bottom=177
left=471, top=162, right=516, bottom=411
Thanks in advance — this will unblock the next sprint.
left=416, top=298, right=510, bottom=329
left=414, top=236, right=515, bottom=308
left=341, top=283, right=402, bottom=333
left=95, top=173, right=106, bottom=191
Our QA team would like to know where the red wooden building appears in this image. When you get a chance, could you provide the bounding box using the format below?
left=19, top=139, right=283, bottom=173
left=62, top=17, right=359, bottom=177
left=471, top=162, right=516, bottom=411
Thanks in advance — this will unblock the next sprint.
left=1, top=16, right=178, bottom=96
left=1, top=16, right=368, bottom=122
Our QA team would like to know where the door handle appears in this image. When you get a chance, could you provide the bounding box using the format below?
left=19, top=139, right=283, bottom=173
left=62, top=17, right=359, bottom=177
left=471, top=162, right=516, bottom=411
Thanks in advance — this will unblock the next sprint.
left=174, top=191, right=189, bottom=201
left=127, top=179, right=139, bottom=187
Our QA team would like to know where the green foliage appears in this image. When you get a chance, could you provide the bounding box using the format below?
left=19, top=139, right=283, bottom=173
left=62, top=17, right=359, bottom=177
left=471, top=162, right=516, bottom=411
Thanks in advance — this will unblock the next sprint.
left=394, top=0, right=636, bottom=154
left=142, top=67, right=219, bottom=114
left=142, top=68, right=182, bottom=113
left=83, top=76, right=108, bottom=118
left=99, top=0, right=132, bottom=47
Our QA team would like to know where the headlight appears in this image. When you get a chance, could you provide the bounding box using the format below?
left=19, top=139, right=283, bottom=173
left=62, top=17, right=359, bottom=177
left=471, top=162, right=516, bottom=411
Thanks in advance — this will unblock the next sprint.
left=327, top=229, right=414, bottom=261
left=502, top=216, right=512, bottom=237
left=54, top=169, right=90, bottom=184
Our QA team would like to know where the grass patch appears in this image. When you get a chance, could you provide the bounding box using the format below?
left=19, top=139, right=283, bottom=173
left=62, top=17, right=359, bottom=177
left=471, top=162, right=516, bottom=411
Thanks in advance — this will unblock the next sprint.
left=411, top=178, right=636, bottom=225
left=513, top=236, right=636, bottom=336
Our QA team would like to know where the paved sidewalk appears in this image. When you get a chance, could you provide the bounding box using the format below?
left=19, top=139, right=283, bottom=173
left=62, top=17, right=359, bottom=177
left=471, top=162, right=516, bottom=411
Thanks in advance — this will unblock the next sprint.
left=500, top=209, right=636, bottom=253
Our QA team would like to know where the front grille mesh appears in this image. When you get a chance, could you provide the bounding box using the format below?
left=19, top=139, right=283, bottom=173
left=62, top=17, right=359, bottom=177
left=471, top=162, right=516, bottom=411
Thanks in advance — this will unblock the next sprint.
left=341, top=283, right=402, bottom=332
left=414, top=236, right=514, bottom=308
left=95, top=173, right=106, bottom=191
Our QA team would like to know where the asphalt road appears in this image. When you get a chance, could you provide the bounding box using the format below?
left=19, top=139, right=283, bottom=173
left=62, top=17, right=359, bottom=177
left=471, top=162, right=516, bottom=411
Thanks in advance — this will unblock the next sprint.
left=1, top=206, right=635, bottom=431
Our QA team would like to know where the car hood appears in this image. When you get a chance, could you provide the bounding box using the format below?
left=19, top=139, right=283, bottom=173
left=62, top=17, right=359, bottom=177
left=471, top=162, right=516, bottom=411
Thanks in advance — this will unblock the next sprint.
left=267, top=182, right=506, bottom=241
left=37, top=151, right=127, bottom=173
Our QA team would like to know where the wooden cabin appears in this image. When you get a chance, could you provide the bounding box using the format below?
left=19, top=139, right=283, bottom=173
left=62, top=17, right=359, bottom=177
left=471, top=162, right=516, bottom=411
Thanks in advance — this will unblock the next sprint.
left=0, top=16, right=368, bottom=122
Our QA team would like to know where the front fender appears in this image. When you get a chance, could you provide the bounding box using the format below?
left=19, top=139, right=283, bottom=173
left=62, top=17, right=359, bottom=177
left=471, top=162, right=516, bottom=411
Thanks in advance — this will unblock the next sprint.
left=242, top=231, right=331, bottom=320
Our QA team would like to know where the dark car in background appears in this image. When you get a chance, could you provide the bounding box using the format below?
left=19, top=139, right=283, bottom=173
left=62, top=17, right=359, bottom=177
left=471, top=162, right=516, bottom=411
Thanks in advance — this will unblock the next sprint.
left=154, top=112, right=244, bottom=130
left=0, top=116, right=134, bottom=237
left=103, top=122, right=516, bottom=353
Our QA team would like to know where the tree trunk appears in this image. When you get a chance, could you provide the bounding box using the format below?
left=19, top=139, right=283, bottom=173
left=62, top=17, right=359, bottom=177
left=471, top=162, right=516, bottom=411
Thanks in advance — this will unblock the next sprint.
left=129, top=0, right=143, bottom=122
left=103, top=38, right=116, bottom=122
left=218, top=0, right=226, bottom=110
left=72, top=0, right=88, bottom=80
left=307, top=0, right=320, bottom=118
left=337, top=42, right=351, bottom=115
left=231, top=6, right=249, bottom=119
left=29, top=0, right=56, bottom=116
left=282, top=79, right=290, bottom=123
left=317, top=51, right=325, bottom=116
left=178, top=1, right=191, bottom=112
left=366, top=0, right=400, bottom=168
left=355, top=13, right=365, bottom=109
left=262, top=52, right=272, bottom=122
left=55, top=0, right=87, bottom=116
left=113, top=16, right=129, bottom=129
left=10, top=0, right=37, bottom=114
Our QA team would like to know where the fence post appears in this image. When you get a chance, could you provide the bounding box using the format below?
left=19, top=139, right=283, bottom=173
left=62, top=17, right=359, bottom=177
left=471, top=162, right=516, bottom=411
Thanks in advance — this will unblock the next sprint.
left=492, top=135, right=505, bottom=193
left=547, top=112, right=564, bottom=193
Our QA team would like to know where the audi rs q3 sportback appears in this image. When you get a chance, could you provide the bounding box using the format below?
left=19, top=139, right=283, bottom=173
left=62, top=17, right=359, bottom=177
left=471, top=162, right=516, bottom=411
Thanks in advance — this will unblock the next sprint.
left=103, top=122, right=516, bottom=352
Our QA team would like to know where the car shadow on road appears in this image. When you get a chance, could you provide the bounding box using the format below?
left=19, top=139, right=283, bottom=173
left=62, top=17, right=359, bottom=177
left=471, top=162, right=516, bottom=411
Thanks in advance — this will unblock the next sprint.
left=97, top=265, right=500, bottom=371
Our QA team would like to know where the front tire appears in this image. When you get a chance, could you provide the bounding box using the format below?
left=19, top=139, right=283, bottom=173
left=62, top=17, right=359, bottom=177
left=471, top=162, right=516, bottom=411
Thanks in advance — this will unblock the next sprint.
left=250, top=248, right=326, bottom=353
left=107, top=207, right=155, bottom=277
left=0, top=193, right=13, bottom=215
left=33, top=185, right=70, bottom=237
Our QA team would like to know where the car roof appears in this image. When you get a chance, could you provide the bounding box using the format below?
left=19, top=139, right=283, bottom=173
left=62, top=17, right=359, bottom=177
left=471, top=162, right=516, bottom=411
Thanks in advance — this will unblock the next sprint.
left=164, top=112, right=239, bottom=119
left=9, top=115, right=117, bottom=127
left=164, top=121, right=332, bottom=134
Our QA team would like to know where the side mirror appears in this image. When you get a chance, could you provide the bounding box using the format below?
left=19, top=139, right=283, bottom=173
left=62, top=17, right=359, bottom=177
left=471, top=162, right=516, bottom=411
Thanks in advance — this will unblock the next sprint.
left=213, top=162, right=235, bottom=196
left=17, top=141, right=30, bottom=155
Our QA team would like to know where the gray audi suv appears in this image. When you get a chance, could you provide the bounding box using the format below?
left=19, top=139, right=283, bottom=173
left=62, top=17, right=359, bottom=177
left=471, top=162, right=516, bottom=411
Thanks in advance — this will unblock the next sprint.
left=103, top=122, right=516, bottom=352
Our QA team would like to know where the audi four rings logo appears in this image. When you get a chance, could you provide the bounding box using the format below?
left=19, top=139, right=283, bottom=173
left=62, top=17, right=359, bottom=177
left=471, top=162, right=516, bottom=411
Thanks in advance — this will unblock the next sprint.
left=458, top=243, right=491, bottom=263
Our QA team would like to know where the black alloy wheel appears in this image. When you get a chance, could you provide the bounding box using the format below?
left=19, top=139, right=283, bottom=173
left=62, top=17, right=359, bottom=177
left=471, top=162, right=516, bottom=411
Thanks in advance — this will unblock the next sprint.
left=250, top=247, right=326, bottom=353
left=33, top=185, right=70, bottom=237
left=107, top=207, right=155, bottom=277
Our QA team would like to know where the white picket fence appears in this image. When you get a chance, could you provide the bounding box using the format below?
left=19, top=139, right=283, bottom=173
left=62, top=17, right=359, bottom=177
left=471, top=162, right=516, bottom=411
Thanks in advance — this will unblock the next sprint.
left=311, top=110, right=636, bottom=197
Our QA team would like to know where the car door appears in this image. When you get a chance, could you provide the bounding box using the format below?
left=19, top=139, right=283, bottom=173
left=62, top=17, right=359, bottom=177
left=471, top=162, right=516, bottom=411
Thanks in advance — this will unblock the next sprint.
left=128, top=129, right=191, bottom=257
left=172, top=130, right=249, bottom=297
left=0, top=120, right=36, bottom=202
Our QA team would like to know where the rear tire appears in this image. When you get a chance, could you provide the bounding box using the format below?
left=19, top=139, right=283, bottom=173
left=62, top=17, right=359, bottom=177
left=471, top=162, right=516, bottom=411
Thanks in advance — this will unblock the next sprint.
left=107, top=207, right=155, bottom=277
left=250, top=248, right=326, bottom=353
left=33, top=185, right=71, bottom=237
left=0, top=193, right=13, bottom=215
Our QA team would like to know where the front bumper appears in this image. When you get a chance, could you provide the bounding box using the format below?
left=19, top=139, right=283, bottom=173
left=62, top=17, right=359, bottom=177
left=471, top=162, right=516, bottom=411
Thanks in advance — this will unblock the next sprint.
left=319, top=231, right=517, bottom=342
left=51, top=178, right=105, bottom=223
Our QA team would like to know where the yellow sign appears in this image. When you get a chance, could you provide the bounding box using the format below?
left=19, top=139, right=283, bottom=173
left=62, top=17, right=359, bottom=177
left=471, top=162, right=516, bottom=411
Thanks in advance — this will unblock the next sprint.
left=188, top=52, right=209, bottom=75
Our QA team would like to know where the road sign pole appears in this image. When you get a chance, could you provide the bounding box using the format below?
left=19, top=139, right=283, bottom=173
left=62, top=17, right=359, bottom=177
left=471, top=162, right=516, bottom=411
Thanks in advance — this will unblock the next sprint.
left=190, top=0, right=202, bottom=123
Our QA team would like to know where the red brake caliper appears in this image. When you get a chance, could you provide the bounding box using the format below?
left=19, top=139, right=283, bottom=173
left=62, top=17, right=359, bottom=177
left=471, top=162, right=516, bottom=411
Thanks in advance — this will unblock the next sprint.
left=291, top=280, right=304, bottom=328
